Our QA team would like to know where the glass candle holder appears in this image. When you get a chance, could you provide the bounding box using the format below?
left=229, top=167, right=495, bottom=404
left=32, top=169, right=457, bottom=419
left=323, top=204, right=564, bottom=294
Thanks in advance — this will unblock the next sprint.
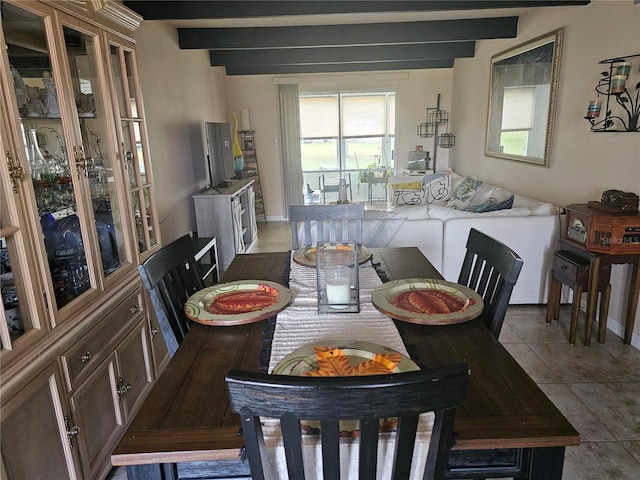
left=316, top=241, right=360, bottom=314
left=585, top=100, right=602, bottom=118
left=610, top=75, right=627, bottom=94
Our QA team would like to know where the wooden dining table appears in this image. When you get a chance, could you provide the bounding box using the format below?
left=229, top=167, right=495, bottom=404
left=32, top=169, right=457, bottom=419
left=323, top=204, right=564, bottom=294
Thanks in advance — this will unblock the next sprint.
left=112, top=247, right=579, bottom=480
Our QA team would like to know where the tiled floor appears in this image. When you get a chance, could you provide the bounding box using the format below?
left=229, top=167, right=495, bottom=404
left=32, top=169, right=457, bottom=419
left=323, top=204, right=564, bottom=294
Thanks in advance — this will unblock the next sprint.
left=109, top=221, right=640, bottom=479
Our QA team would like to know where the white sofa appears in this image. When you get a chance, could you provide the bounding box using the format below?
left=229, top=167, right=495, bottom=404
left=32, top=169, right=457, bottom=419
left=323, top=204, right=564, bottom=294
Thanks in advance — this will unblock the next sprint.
left=361, top=173, right=560, bottom=304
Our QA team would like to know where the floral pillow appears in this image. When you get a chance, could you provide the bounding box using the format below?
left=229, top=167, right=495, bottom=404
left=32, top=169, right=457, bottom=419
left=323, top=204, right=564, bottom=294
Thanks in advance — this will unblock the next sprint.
left=445, top=177, right=484, bottom=210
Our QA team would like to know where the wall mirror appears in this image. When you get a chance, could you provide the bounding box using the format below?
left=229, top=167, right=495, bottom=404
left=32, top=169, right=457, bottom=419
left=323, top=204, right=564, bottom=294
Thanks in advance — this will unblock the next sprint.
left=485, top=28, right=563, bottom=167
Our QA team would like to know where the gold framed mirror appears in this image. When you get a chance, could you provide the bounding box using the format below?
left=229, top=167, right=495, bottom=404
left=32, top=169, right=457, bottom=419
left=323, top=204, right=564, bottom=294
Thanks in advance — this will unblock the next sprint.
left=485, top=28, right=563, bottom=167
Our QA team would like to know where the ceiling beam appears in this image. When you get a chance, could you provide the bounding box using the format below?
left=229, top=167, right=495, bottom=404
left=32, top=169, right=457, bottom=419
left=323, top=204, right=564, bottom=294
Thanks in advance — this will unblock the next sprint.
left=178, top=17, right=517, bottom=50
left=225, top=58, right=454, bottom=75
left=208, top=42, right=475, bottom=67
left=124, top=1, right=590, bottom=20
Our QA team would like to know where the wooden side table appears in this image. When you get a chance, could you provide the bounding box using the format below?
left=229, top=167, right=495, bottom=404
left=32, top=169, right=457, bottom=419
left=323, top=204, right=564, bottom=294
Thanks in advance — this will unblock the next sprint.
left=546, top=250, right=611, bottom=345
left=559, top=238, right=640, bottom=345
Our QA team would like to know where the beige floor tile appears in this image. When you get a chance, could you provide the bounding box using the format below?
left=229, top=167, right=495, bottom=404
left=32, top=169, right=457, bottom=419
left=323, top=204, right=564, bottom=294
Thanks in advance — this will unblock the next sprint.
left=623, top=441, right=640, bottom=464
left=497, top=320, right=524, bottom=344
left=503, top=343, right=563, bottom=384
left=563, top=441, right=640, bottom=480
left=528, top=343, right=640, bottom=383
left=568, top=382, right=640, bottom=441
left=537, top=383, right=617, bottom=442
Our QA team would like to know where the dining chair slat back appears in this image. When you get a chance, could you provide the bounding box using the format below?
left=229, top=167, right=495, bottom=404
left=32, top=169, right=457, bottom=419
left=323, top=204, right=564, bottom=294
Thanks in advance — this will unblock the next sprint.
left=289, top=203, right=364, bottom=250
left=226, top=363, right=470, bottom=480
left=138, top=234, right=204, bottom=356
left=458, top=228, right=524, bottom=338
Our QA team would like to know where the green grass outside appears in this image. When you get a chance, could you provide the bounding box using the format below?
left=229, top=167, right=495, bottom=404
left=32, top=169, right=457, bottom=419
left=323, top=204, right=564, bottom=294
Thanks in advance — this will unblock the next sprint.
left=301, top=139, right=389, bottom=171
left=499, top=131, right=529, bottom=156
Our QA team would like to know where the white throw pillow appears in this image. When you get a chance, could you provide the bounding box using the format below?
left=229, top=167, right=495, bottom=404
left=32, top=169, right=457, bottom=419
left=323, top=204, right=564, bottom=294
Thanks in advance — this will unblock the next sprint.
left=389, top=176, right=425, bottom=206
left=388, top=169, right=452, bottom=206
left=422, top=169, right=453, bottom=204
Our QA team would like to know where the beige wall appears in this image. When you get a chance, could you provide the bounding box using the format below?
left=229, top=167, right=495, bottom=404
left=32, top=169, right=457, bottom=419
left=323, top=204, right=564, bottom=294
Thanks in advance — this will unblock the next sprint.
left=451, top=0, right=640, bottom=344
left=135, top=21, right=229, bottom=243
left=451, top=0, right=640, bottom=205
left=225, top=69, right=454, bottom=219
left=134, top=0, right=640, bottom=343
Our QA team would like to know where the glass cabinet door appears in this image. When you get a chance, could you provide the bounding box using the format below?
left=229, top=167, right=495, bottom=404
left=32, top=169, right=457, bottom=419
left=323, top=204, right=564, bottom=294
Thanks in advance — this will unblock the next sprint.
left=57, top=16, right=131, bottom=281
left=1, top=2, right=131, bottom=317
left=1, top=1, right=91, bottom=313
left=1, top=121, right=48, bottom=351
left=108, top=41, right=159, bottom=257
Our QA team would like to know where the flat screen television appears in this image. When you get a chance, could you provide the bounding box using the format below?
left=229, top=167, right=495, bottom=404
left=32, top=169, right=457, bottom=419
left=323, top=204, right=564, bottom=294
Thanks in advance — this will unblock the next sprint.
left=203, top=122, right=235, bottom=189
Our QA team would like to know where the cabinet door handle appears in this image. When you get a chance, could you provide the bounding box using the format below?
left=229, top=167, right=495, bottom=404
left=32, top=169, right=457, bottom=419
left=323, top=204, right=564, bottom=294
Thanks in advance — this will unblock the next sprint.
left=5, top=150, right=25, bottom=193
left=64, top=416, right=80, bottom=447
left=129, top=304, right=140, bottom=314
left=150, top=327, right=159, bottom=337
left=117, top=377, right=132, bottom=397
left=80, top=351, right=92, bottom=363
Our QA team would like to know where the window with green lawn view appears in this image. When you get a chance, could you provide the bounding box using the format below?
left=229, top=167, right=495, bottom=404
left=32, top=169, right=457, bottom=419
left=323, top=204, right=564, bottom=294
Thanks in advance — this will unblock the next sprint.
left=499, top=86, right=536, bottom=156
left=299, top=92, right=395, bottom=201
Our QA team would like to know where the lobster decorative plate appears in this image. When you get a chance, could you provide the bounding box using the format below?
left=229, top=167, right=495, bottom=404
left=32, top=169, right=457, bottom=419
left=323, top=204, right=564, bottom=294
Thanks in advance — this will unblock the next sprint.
left=273, top=340, right=420, bottom=435
left=371, top=278, right=483, bottom=325
left=273, top=339, right=419, bottom=377
left=184, top=280, right=291, bottom=326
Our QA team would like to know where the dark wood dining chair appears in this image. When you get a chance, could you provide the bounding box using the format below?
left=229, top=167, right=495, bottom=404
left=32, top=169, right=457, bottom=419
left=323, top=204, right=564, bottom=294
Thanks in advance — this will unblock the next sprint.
left=138, top=234, right=204, bottom=356
left=226, top=363, right=470, bottom=480
left=289, top=203, right=364, bottom=250
left=458, top=228, right=524, bottom=339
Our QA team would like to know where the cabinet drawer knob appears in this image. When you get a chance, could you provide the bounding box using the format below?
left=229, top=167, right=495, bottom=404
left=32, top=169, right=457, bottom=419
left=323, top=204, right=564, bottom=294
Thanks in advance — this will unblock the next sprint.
left=150, top=327, right=159, bottom=337
left=560, top=265, right=568, bottom=270
left=129, top=304, right=140, bottom=314
left=80, top=351, right=92, bottom=363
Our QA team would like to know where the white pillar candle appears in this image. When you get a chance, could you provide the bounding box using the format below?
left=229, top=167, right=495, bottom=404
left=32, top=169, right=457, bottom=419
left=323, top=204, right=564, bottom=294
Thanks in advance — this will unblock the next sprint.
left=326, top=282, right=351, bottom=305
left=325, top=265, right=351, bottom=307
left=240, top=108, right=251, bottom=131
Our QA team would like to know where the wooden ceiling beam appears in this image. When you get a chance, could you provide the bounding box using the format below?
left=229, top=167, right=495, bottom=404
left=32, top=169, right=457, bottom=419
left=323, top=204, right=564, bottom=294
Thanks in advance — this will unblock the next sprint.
left=209, top=41, right=475, bottom=66
left=178, top=17, right=517, bottom=49
left=225, top=58, right=455, bottom=75
left=124, top=1, right=590, bottom=20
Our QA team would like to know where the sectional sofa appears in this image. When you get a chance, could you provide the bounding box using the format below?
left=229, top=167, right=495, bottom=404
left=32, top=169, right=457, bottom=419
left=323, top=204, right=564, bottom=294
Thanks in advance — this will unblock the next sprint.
left=361, top=171, right=560, bottom=304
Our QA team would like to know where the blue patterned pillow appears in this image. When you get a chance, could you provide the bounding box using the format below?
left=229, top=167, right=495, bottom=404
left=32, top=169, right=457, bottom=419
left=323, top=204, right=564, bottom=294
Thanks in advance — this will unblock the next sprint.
left=466, top=194, right=515, bottom=212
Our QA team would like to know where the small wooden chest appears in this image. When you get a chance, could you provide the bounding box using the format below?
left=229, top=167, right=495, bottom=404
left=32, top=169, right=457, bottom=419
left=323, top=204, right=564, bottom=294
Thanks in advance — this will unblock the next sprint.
left=563, top=204, right=640, bottom=255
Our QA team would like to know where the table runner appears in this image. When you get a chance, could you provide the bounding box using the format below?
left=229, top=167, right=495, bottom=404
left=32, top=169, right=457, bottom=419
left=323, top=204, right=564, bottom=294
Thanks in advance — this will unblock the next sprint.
left=261, top=253, right=433, bottom=479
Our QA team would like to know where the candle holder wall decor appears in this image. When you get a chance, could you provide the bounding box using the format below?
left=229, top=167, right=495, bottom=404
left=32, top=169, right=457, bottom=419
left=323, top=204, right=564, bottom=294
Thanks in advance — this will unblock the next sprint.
left=416, top=93, right=456, bottom=170
left=316, top=241, right=360, bottom=314
left=585, top=53, right=640, bottom=132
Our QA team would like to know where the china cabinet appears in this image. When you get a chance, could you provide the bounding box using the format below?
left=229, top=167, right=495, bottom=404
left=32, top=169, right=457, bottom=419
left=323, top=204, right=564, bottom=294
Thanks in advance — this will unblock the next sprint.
left=0, top=1, right=164, bottom=479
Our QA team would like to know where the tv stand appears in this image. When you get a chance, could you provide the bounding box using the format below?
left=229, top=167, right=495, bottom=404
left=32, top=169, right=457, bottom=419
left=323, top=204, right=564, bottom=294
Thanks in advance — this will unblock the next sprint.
left=193, top=178, right=258, bottom=272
